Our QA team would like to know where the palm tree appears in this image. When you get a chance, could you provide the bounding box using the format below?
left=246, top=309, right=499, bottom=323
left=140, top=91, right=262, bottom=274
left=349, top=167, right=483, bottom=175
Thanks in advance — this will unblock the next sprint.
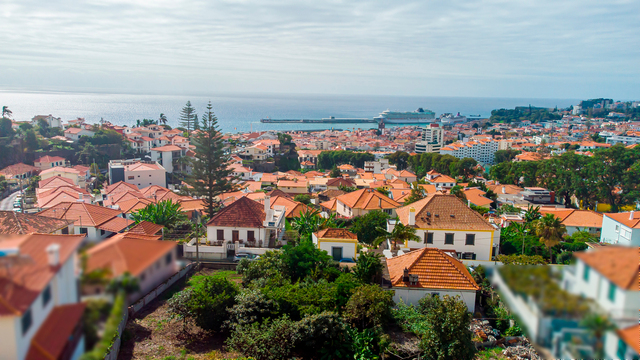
left=580, top=313, right=616, bottom=358
left=2, top=106, right=12, bottom=119
left=291, top=208, right=342, bottom=241
left=524, top=205, right=542, bottom=222
left=534, top=213, right=566, bottom=263
left=373, top=219, right=419, bottom=249
left=159, top=113, right=168, bottom=125
left=131, top=200, right=187, bottom=229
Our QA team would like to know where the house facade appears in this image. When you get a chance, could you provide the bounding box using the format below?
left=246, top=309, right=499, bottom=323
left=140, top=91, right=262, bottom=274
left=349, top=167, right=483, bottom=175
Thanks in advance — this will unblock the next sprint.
left=600, top=211, right=639, bottom=246
left=312, top=228, right=359, bottom=261
left=335, top=188, right=400, bottom=218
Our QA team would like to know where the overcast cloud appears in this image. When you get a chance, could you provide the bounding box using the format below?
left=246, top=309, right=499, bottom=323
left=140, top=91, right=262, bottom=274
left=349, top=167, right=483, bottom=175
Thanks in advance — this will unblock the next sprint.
left=1, top=0, right=639, bottom=98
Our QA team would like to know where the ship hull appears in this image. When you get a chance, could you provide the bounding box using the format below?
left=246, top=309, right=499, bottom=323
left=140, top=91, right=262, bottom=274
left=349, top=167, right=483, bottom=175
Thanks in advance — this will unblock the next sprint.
left=381, top=119, right=436, bottom=124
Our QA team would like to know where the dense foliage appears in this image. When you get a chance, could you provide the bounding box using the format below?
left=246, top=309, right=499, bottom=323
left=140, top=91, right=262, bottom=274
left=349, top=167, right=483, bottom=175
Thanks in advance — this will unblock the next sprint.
left=350, top=210, right=389, bottom=245
left=317, top=150, right=375, bottom=169
left=405, top=152, right=478, bottom=179
left=489, top=107, right=562, bottom=124
left=130, top=200, right=187, bottom=229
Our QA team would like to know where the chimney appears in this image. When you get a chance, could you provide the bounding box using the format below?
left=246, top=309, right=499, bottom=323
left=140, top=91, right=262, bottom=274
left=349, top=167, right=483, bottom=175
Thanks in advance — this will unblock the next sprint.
left=502, top=186, right=506, bottom=194
left=264, top=196, right=271, bottom=214
left=468, top=199, right=471, bottom=207
left=78, top=193, right=83, bottom=201
left=408, top=207, right=416, bottom=226
left=631, top=211, right=635, bottom=220
left=378, top=197, right=382, bottom=207
left=46, top=243, right=60, bottom=267
left=403, top=268, right=409, bottom=282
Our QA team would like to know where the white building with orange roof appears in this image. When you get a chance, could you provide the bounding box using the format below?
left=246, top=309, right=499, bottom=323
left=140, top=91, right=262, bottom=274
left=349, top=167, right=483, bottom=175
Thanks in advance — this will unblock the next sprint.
left=63, top=127, right=94, bottom=141
left=39, top=166, right=86, bottom=188
left=423, top=170, right=456, bottom=190
left=335, top=188, right=400, bottom=218
left=33, top=156, right=66, bottom=170
left=0, top=233, right=86, bottom=360
left=600, top=211, right=640, bottom=246
left=312, top=228, right=359, bottom=261
left=150, top=145, right=187, bottom=174
left=241, top=144, right=268, bottom=161
left=539, top=208, right=603, bottom=236
left=277, top=179, right=308, bottom=195
left=385, top=247, right=479, bottom=311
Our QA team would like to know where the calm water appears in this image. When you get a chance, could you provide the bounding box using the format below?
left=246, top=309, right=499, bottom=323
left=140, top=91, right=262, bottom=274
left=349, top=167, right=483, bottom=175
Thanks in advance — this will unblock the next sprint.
left=0, top=91, right=578, bottom=133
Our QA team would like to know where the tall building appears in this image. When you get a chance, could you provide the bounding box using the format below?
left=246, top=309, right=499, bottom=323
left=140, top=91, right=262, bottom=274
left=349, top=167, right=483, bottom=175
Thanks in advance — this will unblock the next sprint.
left=440, top=138, right=499, bottom=164
left=415, top=124, right=443, bottom=154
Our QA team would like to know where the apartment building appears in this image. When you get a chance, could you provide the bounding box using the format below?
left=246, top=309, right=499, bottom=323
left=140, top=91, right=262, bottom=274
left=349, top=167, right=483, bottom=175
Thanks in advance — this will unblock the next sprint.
left=415, top=124, right=444, bottom=154
left=440, top=139, right=499, bottom=164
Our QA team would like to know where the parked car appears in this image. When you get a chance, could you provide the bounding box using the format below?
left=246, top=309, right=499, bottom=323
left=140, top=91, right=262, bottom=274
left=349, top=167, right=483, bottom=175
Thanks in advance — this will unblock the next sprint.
left=339, top=258, right=356, bottom=263
left=233, top=253, right=260, bottom=262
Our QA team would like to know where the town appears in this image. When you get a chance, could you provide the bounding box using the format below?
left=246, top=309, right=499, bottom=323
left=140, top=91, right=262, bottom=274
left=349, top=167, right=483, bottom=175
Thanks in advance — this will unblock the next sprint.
left=0, top=98, right=638, bottom=360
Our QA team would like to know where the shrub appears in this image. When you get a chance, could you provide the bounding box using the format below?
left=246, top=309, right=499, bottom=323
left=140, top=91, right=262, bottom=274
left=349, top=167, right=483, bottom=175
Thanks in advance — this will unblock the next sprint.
left=236, top=250, right=288, bottom=285
left=167, top=288, right=194, bottom=332
left=263, top=279, right=337, bottom=319
left=226, top=315, right=301, bottom=360
left=344, top=285, right=394, bottom=329
left=351, top=327, right=388, bottom=360
left=226, top=289, right=280, bottom=329
left=352, top=252, right=384, bottom=284
left=334, top=273, right=361, bottom=311
left=296, top=311, right=352, bottom=359
left=505, top=325, right=523, bottom=336
left=418, top=295, right=476, bottom=360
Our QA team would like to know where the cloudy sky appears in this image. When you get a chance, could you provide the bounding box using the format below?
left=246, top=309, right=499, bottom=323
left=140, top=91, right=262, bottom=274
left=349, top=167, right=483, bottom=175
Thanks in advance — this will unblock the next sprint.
left=1, top=0, right=639, bottom=99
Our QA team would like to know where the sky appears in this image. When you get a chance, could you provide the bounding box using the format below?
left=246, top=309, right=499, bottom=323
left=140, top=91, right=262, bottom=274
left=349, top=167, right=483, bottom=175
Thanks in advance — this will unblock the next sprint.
left=1, top=0, right=639, bottom=99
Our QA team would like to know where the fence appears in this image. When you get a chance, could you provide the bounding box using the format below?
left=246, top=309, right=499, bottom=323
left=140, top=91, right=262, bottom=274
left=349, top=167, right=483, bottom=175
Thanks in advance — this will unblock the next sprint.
left=102, top=263, right=198, bottom=359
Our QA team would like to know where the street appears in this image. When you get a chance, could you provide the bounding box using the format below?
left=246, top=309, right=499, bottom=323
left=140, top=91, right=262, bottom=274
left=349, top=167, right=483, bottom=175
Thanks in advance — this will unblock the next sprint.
left=0, top=191, right=19, bottom=211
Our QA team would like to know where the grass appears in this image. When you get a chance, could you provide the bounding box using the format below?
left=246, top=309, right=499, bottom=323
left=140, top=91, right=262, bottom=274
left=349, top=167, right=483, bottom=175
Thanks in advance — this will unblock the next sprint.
left=475, top=347, right=506, bottom=360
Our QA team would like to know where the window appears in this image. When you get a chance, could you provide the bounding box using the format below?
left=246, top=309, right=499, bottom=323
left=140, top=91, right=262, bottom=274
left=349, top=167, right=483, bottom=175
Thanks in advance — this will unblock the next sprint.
left=42, top=285, right=51, bottom=307
left=445, top=233, right=454, bottom=245
left=615, top=225, right=619, bottom=232
left=128, top=176, right=134, bottom=180
left=617, top=339, right=627, bottom=359
left=608, top=282, right=616, bottom=301
left=465, top=234, right=475, bottom=245
left=232, top=230, right=239, bottom=241
left=583, top=265, right=590, bottom=281
left=79, top=228, right=88, bottom=234
left=425, top=232, right=434, bottom=244
left=248, top=231, right=255, bottom=241
left=331, top=247, right=343, bottom=261
left=165, top=252, right=172, bottom=265
left=217, top=230, right=224, bottom=240
left=384, top=209, right=392, bottom=215
left=140, top=273, right=146, bottom=282
left=21, top=309, right=32, bottom=335
left=101, top=229, right=106, bottom=236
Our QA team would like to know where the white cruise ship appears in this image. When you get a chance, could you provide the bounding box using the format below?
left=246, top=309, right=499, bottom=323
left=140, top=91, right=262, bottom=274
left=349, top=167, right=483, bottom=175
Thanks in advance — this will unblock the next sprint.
left=374, top=108, right=436, bottom=124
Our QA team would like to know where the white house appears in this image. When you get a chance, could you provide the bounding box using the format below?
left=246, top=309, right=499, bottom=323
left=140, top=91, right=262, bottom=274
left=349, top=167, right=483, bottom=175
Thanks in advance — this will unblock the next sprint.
left=335, top=188, right=400, bottom=218
left=423, top=170, right=456, bottom=190
left=0, top=233, right=86, bottom=360
left=64, top=127, right=95, bottom=141
left=200, top=196, right=286, bottom=260
left=539, top=209, right=603, bottom=236
left=33, top=156, right=67, bottom=170
left=391, top=194, right=501, bottom=262
left=32, top=114, right=63, bottom=128
left=599, top=211, right=640, bottom=246
left=150, top=145, right=187, bottom=174
left=385, top=247, right=480, bottom=312
left=312, top=228, right=359, bottom=261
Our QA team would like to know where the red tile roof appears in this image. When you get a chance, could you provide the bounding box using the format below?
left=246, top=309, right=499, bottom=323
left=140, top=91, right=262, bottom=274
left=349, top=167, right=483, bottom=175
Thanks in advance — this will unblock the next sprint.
left=0, top=163, right=38, bottom=177
left=86, top=234, right=175, bottom=277
left=0, top=234, right=84, bottom=316
left=0, top=211, right=72, bottom=234
left=151, top=145, right=182, bottom=152
left=617, top=324, right=639, bottom=354
left=603, top=211, right=640, bottom=229
left=37, top=202, right=126, bottom=228
left=315, top=228, right=358, bottom=240
left=396, top=194, right=495, bottom=231
left=336, top=188, right=400, bottom=210
left=97, top=216, right=134, bottom=233
left=574, top=247, right=639, bottom=291
left=104, top=181, right=139, bottom=195
left=539, top=209, right=603, bottom=228
left=129, top=221, right=164, bottom=236
left=38, top=176, right=76, bottom=189
left=386, top=248, right=479, bottom=290
left=207, top=196, right=265, bottom=228
left=25, top=303, right=87, bottom=360
left=34, top=155, right=66, bottom=164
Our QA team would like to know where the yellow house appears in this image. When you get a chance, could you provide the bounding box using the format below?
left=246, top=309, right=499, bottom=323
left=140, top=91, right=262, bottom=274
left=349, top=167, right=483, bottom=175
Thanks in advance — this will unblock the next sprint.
left=312, top=228, right=359, bottom=261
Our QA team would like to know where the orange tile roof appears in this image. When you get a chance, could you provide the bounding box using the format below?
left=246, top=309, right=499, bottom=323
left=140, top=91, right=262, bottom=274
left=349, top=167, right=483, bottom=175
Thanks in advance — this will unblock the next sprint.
left=463, top=188, right=494, bottom=207
left=336, top=188, right=400, bottom=210
left=0, top=163, right=38, bottom=177
left=104, top=181, right=139, bottom=195
left=0, top=211, right=72, bottom=234
left=417, top=184, right=437, bottom=193
left=85, top=234, right=176, bottom=277
left=277, top=179, right=308, bottom=188
left=617, top=324, right=639, bottom=354
left=207, top=196, right=265, bottom=228
left=389, top=189, right=412, bottom=203
left=574, top=247, right=639, bottom=291
left=129, top=221, right=164, bottom=236
left=36, top=187, right=91, bottom=208
left=539, top=209, right=603, bottom=228
left=178, top=199, right=206, bottom=212
left=38, top=202, right=125, bottom=228
left=116, top=198, right=155, bottom=213
left=139, top=184, right=171, bottom=197
left=327, top=177, right=356, bottom=187
left=25, top=303, right=87, bottom=360
left=0, top=234, right=84, bottom=316
left=320, top=198, right=337, bottom=211
left=396, top=194, right=495, bottom=231
left=151, top=144, right=182, bottom=152
left=38, top=176, right=76, bottom=189
left=428, top=174, right=456, bottom=183
left=486, top=184, right=523, bottom=195
left=97, top=216, right=134, bottom=233
left=386, top=248, right=479, bottom=290
left=604, top=211, right=640, bottom=229
left=315, top=228, right=357, bottom=240
left=34, top=155, right=66, bottom=164
left=268, top=196, right=311, bottom=218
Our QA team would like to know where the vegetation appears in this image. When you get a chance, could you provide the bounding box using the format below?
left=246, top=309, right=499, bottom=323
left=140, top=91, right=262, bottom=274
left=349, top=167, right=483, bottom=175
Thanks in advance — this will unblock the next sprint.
left=402, top=186, right=425, bottom=205
left=80, top=292, right=127, bottom=360
left=489, top=107, right=562, bottom=124
left=534, top=213, right=567, bottom=264
left=496, top=254, right=547, bottom=265
left=350, top=210, right=389, bottom=245
left=490, top=145, right=640, bottom=211
left=373, top=220, right=419, bottom=249
left=405, top=152, right=478, bottom=179
left=179, top=101, right=197, bottom=134
left=352, top=251, right=384, bottom=284
left=317, top=150, right=375, bottom=169
left=293, top=194, right=311, bottom=205
left=184, top=102, right=235, bottom=218
left=131, top=200, right=187, bottom=230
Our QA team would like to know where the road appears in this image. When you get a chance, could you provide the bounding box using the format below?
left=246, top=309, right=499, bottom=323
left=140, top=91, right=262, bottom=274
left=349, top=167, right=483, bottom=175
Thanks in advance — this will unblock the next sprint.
left=0, top=191, right=19, bottom=211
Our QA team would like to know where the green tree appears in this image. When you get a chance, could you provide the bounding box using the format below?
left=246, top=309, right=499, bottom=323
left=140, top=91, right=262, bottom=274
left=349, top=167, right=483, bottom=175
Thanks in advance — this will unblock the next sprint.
left=226, top=315, right=301, bottom=360
left=418, top=295, right=476, bottom=360
left=281, top=240, right=335, bottom=282
left=24, top=129, right=40, bottom=151
left=455, top=158, right=477, bottom=179
left=387, top=151, right=410, bottom=170
left=496, top=254, right=547, bottom=265
left=403, top=186, right=425, bottom=205
left=179, top=100, right=197, bottom=134
left=293, top=194, right=311, bottom=205
left=106, top=272, right=140, bottom=295
left=580, top=313, right=616, bottom=359
left=1, top=106, right=12, bottom=119
left=182, top=275, right=239, bottom=332
left=291, top=209, right=341, bottom=241
left=373, top=220, right=419, bottom=249
left=185, top=102, right=235, bottom=218
left=344, top=284, right=394, bottom=330
left=534, top=213, right=567, bottom=264
left=0, top=118, right=14, bottom=137
left=130, top=200, right=187, bottom=229
left=158, top=113, right=167, bottom=125
left=77, top=143, right=98, bottom=165
left=330, top=166, right=341, bottom=178
left=450, top=185, right=467, bottom=201
left=352, top=252, right=384, bottom=284
left=350, top=211, right=390, bottom=245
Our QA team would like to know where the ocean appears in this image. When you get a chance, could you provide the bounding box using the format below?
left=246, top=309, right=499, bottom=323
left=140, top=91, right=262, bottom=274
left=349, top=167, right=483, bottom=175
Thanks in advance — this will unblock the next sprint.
left=0, top=91, right=578, bottom=133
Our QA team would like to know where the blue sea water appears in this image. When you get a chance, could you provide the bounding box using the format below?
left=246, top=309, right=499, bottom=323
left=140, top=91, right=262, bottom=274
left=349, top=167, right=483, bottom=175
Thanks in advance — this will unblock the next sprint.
left=0, top=91, right=578, bottom=133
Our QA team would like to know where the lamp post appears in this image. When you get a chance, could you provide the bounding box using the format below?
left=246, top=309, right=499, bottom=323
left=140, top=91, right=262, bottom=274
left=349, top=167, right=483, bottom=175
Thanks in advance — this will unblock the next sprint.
left=522, top=228, right=529, bottom=255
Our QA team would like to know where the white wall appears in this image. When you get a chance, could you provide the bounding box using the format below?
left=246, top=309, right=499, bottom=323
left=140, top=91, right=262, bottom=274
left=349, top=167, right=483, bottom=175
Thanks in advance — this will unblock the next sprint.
left=131, top=248, right=178, bottom=302
left=401, top=229, right=495, bottom=261
left=125, top=168, right=166, bottom=188
left=207, top=226, right=266, bottom=243
left=316, top=240, right=357, bottom=260
left=600, top=215, right=640, bottom=246
left=392, top=288, right=476, bottom=312
left=605, top=330, right=638, bottom=359
left=74, top=225, right=112, bottom=242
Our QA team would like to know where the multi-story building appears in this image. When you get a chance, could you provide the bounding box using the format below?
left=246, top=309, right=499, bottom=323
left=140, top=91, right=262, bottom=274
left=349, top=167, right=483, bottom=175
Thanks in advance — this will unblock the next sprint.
left=415, top=124, right=443, bottom=154
left=150, top=145, right=188, bottom=174
left=606, top=134, right=640, bottom=146
left=600, top=211, right=640, bottom=246
left=439, top=139, right=499, bottom=164
left=31, top=114, right=63, bottom=128
left=108, top=159, right=167, bottom=188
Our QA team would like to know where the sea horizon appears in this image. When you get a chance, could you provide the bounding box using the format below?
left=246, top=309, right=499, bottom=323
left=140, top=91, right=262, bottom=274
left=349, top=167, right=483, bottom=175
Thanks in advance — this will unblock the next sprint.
left=0, top=89, right=580, bottom=133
